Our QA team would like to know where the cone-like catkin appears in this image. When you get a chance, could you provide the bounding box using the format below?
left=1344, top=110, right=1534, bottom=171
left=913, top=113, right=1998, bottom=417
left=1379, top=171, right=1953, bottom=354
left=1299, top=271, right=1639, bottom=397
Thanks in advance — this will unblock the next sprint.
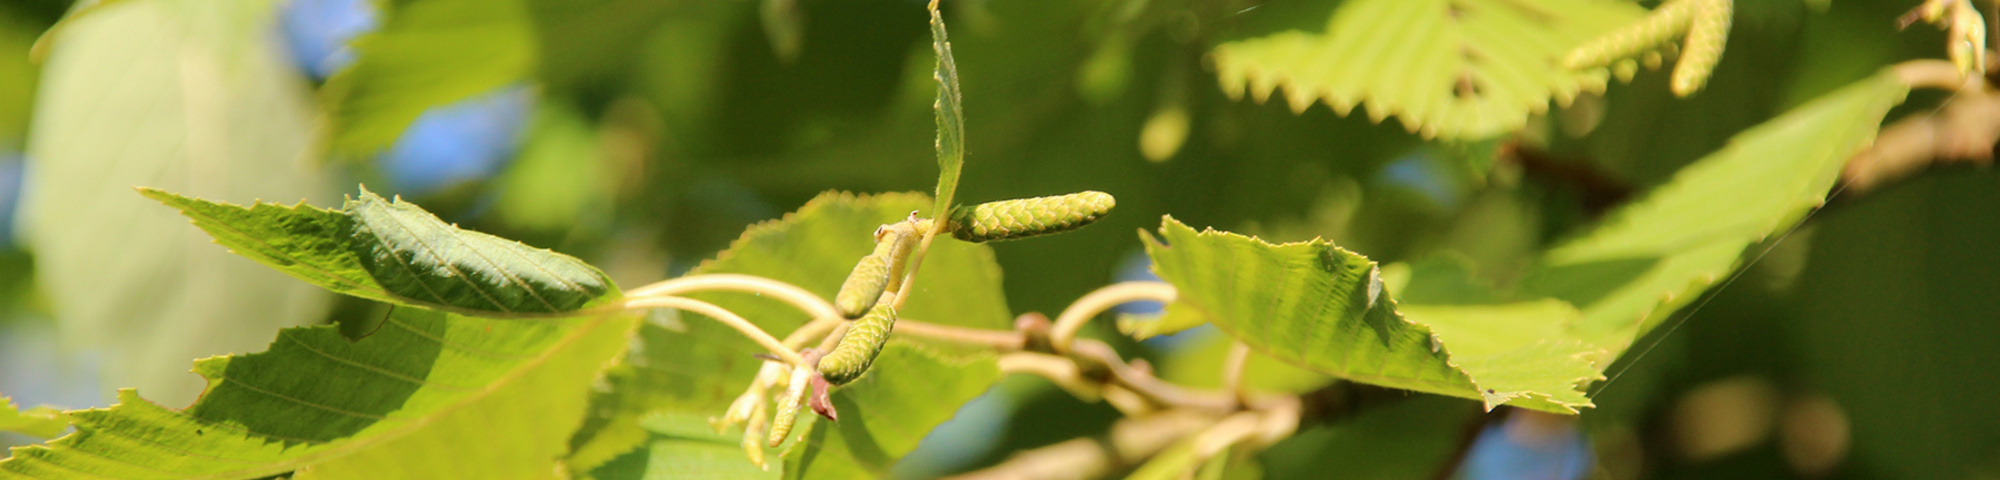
left=1562, top=0, right=1694, bottom=70
left=1671, top=0, right=1731, bottom=96
left=833, top=225, right=915, bottom=318
left=818, top=305, right=898, bottom=385
left=949, top=191, right=1116, bottom=243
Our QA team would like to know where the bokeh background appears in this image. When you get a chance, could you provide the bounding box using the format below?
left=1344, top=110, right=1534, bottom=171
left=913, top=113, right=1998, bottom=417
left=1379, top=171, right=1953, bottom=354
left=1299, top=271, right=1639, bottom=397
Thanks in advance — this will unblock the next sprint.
left=1, top=0, right=1996, bottom=479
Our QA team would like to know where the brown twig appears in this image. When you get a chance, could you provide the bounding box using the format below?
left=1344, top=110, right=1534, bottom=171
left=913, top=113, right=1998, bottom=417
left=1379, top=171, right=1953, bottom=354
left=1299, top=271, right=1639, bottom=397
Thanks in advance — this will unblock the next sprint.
left=1844, top=60, right=2000, bottom=193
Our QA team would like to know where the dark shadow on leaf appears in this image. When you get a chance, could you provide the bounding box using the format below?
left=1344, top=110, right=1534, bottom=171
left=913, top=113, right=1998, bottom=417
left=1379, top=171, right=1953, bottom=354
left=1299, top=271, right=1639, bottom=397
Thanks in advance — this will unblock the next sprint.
left=187, top=308, right=443, bottom=443
left=1522, top=257, right=1661, bottom=308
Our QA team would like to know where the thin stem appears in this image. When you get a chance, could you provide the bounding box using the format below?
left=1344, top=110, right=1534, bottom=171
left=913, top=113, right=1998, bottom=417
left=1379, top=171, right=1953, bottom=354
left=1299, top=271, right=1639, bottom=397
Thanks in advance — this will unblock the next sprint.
left=1050, top=282, right=1178, bottom=354
left=783, top=316, right=844, bottom=350
left=1191, top=411, right=1263, bottom=458
left=894, top=319, right=1025, bottom=349
left=623, top=296, right=806, bottom=365
left=1897, top=58, right=1979, bottom=90
left=889, top=219, right=947, bottom=310
left=1221, top=341, right=1251, bottom=396
left=816, top=321, right=852, bottom=353
left=623, top=274, right=841, bottom=322
left=999, top=353, right=1103, bottom=402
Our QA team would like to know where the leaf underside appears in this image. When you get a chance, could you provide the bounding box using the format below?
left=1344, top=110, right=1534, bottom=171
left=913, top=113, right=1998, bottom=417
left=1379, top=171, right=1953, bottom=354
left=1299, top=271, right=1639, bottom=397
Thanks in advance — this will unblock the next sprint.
left=141, top=187, right=616, bottom=317
left=1212, top=0, right=1645, bottom=140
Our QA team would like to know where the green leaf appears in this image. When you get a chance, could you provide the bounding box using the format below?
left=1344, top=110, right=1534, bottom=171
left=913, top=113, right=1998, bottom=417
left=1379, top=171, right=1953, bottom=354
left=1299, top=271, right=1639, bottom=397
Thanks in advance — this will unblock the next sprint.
left=585, top=412, right=779, bottom=480
left=0, top=397, right=66, bottom=440
left=928, top=2, right=965, bottom=217
left=1211, top=0, right=1645, bottom=140
left=783, top=342, right=1001, bottom=480
left=325, top=0, right=536, bottom=155
left=1115, top=303, right=1210, bottom=341
left=1258, top=396, right=1481, bottom=480
left=142, top=187, right=618, bottom=317
left=1523, top=68, right=1910, bottom=352
left=1143, top=217, right=1598, bottom=412
left=24, top=0, right=335, bottom=404
left=1159, top=331, right=1332, bottom=395
left=567, top=192, right=1012, bottom=473
left=0, top=308, right=638, bottom=479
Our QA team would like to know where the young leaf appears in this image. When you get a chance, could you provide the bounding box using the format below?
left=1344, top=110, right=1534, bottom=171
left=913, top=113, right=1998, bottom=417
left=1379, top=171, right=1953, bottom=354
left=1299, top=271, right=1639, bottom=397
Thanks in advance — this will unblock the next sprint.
left=928, top=0, right=965, bottom=219
left=1524, top=68, right=1911, bottom=352
left=1143, top=217, right=1599, bottom=412
left=142, top=187, right=617, bottom=317
left=324, top=0, right=536, bottom=155
left=1211, top=0, right=1645, bottom=140
left=0, top=308, right=638, bottom=479
left=0, top=397, right=66, bottom=439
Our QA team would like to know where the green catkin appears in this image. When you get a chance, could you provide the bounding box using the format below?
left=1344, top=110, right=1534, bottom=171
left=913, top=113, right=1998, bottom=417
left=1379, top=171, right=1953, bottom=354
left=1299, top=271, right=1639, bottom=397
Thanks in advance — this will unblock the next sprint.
left=1671, top=0, right=1731, bottom=97
left=766, top=363, right=814, bottom=448
left=818, top=305, right=898, bottom=385
left=1562, top=0, right=1694, bottom=70
left=949, top=191, right=1116, bottom=243
left=833, top=225, right=915, bottom=318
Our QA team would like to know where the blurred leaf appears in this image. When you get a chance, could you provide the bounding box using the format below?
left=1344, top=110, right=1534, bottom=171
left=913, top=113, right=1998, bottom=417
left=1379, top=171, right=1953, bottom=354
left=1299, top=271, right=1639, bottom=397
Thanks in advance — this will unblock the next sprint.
left=1123, top=433, right=1203, bottom=480
left=567, top=192, right=1012, bottom=472
left=783, top=341, right=1001, bottom=480
left=0, top=307, right=638, bottom=479
left=586, top=412, right=780, bottom=480
left=1143, top=217, right=1597, bottom=412
left=23, top=0, right=334, bottom=404
left=928, top=1, right=964, bottom=217
left=0, top=396, right=64, bottom=439
left=1212, top=0, right=1644, bottom=140
left=1259, top=396, right=1480, bottom=480
left=0, top=17, right=36, bottom=144
left=1523, top=67, right=1910, bottom=352
left=143, top=187, right=618, bottom=317
left=495, top=103, right=612, bottom=232
left=1159, top=332, right=1331, bottom=395
left=1116, top=303, right=1208, bottom=341
left=326, top=0, right=536, bottom=156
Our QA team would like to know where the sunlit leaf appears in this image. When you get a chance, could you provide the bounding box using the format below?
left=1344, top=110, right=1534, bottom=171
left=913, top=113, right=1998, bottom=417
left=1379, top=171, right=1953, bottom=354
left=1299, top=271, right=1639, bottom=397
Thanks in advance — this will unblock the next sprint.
left=585, top=412, right=779, bottom=480
left=143, top=187, right=617, bottom=317
left=1524, top=68, right=1910, bottom=352
left=0, top=397, right=65, bottom=439
left=0, top=308, right=638, bottom=479
left=1144, top=217, right=1598, bottom=412
left=25, top=0, right=334, bottom=404
left=1211, top=0, right=1645, bottom=140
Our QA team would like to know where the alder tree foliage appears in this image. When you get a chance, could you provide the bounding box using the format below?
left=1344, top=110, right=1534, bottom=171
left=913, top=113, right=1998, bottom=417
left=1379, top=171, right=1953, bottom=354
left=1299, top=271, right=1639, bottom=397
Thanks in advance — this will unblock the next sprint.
left=3, top=0, right=1997, bottom=479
